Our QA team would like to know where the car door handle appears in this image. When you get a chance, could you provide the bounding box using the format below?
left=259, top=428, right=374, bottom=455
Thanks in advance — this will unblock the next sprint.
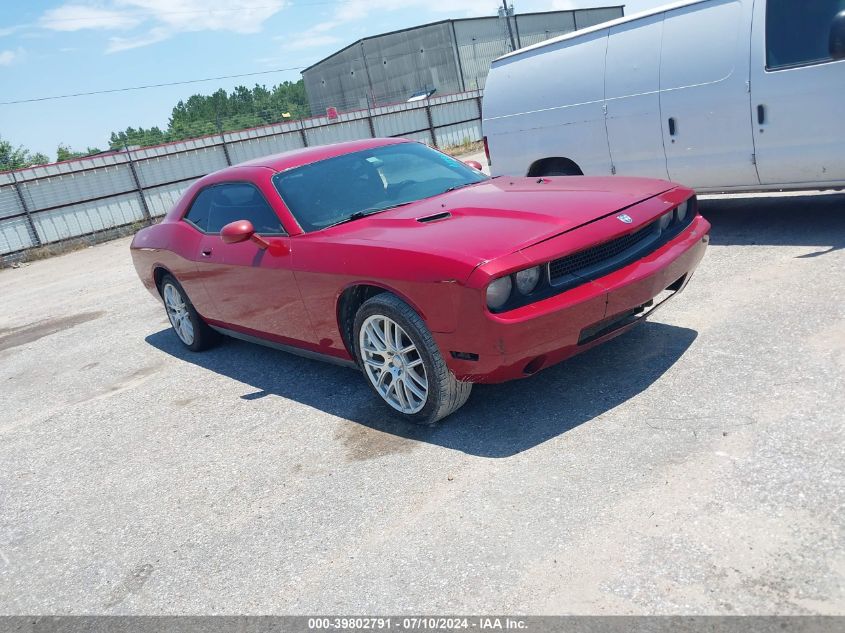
left=201, top=249, right=212, bottom=257
left=668, top=117, right=676, bottom=136
left=757, top=104, right=766, bottom=125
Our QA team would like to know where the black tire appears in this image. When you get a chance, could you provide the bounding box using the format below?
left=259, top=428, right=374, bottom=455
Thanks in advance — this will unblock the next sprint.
left=544, top=168, right=581, bottom=176
left=353, top=293, right=472, bottom=425
left=159, top=274, right=219, bottom=352
left=534, top=159, right=583, bottom=177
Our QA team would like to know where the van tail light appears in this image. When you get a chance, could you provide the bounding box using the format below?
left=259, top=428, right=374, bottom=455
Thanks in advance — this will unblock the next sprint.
left=483, top=136, right=491, bottom=166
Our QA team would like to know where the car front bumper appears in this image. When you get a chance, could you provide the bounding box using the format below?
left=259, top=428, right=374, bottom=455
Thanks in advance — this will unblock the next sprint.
left=435, top=214, right=711, bottom=383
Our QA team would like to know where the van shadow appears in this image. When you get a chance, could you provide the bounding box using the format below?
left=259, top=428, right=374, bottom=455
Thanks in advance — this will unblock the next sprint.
left=147, top=320, right=697, bottom=458
left=700, top=192, right=845, bottom=257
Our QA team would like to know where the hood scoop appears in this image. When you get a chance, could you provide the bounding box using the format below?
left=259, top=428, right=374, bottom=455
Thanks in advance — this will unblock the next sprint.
left=416, top=211, right=452, bottom=223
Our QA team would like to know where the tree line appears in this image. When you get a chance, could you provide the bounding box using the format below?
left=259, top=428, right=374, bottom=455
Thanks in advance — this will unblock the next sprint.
left=1, top=80, right=309, bottom=171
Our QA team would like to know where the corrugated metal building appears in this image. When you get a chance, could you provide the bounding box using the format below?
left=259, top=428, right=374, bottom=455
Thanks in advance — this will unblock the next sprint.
left=301, top=7, right=624, bottom=113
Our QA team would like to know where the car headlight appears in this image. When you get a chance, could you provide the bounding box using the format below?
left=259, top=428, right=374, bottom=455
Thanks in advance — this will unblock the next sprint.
left=658, top=210, right=673, bottom=231
left=486, top=276, right=512, bottom=311
left=676, top=199, right=689, bottom=223
left=515, top=266, right=541, bottom=295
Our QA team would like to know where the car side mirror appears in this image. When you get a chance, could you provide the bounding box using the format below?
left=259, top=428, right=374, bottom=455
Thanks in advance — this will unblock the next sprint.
left=220, top=220, right=269, bottom=249
left=831, top=10, right=845, bottom=60
left=464, top=160, right=484, bottom=171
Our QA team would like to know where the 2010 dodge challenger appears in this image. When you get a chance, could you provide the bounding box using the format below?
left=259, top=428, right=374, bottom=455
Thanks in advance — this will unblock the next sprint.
left=131, top=138, right=710, bottom=424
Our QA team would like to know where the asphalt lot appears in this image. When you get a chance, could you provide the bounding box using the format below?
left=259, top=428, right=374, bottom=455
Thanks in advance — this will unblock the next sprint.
left=0, top=184, right=843, bottom=614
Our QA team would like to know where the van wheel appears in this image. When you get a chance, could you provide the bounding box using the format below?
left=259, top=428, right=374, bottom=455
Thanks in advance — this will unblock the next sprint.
left=544, top=167, right=581, bottom=176
left=529, top=158, right=584, bottom=177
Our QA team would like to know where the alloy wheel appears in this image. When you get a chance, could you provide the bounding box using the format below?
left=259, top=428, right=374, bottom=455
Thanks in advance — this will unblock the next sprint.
left=359, top=314, right=428, bottom=414
left=163, top=282, right=195, bottom=346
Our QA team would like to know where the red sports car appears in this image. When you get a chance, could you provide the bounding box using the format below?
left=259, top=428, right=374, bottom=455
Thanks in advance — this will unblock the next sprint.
left=131, top=138, right=709, bottom=424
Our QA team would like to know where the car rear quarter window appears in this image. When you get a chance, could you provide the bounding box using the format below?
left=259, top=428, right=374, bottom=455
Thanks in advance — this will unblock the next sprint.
left=766, top=0, right=845, bottom=69
left=183, top=183, right=285, bottom=235
left=183, top=187, right=213, bottom=232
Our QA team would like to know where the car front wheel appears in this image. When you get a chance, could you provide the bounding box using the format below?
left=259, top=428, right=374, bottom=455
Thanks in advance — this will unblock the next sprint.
left=354, top=293, right=472, bottom=425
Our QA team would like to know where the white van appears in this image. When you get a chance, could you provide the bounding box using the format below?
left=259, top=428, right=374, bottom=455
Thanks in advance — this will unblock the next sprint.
left=482, top=0, right=845, bottom=193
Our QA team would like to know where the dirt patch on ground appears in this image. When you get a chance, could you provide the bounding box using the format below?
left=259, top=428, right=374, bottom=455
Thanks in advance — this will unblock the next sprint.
left=334, top=422, right=418, bottom=462
left=0, top=311, right=105, bottom=352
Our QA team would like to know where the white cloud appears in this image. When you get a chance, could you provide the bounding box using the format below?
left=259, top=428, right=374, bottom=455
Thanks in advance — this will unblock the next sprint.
left=106, top=26, right=169, bottom=52
left=550, top=0, right=579, bottom=9
left=0, top=25, right=28, bottom=37
left=283, top=34, right=341, bottom=50
left=0, top=47, right=25, bottom=66
left=38, top=0, right=288, bottom=52
left=117, top=0, right=287, bottom=33
left=333, top=0, right=490, bottom=23
left=278, top=20, right=342, bottom=50
left=40, top=5, right=142, bottom=31
left=35, top=0, right=587, bottom=56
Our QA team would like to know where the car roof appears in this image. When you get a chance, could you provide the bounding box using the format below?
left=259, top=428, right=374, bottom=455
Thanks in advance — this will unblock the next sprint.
left=234, top=137, right=409, bottom=173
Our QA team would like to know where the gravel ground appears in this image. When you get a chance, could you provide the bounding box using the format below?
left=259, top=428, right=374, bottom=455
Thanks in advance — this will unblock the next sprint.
left=0, top=181, right=842, bottom=614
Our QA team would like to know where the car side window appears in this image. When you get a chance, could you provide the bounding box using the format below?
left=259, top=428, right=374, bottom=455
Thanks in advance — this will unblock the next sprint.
left=183, top=187, right=214, bottom=232
left=766, top=0, right=845, bottom=70
left=184, top=183, right=286, bottom=235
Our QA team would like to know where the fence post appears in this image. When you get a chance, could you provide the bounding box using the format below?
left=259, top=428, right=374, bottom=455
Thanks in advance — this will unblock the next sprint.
left=124, top=144, right=152, bottom=223
left=216, top=115, right=232, bottom=166
left=10, top=171, right=42, bottom=248
left=298, top=120, right=309, bottom=147
left=426, top=105, right=437, bottom=148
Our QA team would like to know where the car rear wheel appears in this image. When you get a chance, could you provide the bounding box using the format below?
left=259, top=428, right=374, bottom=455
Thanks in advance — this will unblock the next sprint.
left=160, top=274, right=218, bottom=352
left=354, top=294, right=472, bottom=425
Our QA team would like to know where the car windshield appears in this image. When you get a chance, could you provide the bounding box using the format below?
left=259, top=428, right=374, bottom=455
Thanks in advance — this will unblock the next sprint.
left=272, top=142, right=488, bottom=232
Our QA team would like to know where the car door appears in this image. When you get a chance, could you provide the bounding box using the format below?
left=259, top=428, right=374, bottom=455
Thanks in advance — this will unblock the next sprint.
left=659, top=0, right=760, bottom=190
left=185, top=182, right=316, bottom=346
left=604, top=12, right=669, bottom=180
left=750, top=0, right=845, bottom=185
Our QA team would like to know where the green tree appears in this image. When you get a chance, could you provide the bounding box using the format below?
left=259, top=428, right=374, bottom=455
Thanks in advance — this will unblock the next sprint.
left=109, top=79, right=311, bottom=150
left=0, top=135, right=49, bottom=171
left=108, top=126, right=168, bottom=150
left=56, top=143, right=102, bottom=162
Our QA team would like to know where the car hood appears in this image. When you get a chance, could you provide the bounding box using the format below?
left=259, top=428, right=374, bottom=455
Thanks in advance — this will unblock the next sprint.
left=329, top=176, right=677, bottom=264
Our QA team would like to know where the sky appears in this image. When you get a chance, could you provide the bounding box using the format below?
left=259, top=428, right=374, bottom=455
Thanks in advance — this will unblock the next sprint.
left=0, top=0, right=662, bottom=159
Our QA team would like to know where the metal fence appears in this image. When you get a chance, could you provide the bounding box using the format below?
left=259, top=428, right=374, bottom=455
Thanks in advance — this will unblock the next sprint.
left=0, top=89, right=483, bottom=265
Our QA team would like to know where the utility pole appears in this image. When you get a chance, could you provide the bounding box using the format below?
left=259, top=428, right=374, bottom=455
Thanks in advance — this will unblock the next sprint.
left=500, top=1, right=517, bottom=52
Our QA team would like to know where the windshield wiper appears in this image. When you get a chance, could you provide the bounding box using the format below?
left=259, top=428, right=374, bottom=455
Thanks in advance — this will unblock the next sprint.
left=322, top=202, right=412, bottom=230
left=442, top=181, right=479, bottom=194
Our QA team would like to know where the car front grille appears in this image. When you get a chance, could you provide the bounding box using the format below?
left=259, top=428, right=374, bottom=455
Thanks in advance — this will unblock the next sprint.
left=549, top=220, right=660, bottom=285
left=487, top=200, right=697, bottom=313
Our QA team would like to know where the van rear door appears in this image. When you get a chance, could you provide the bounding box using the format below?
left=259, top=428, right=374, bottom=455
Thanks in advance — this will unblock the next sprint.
left=659, top=0, right=760, bottom=190
left=482, top=32, right=612, bottom=177
left=749, top=0, right=845, bottom=186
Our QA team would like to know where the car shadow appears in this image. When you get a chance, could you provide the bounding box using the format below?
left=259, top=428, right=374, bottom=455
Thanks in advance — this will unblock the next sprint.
left=146, top=320, right=697, bottom=458
left=700, top=191, right=845, bottom=257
